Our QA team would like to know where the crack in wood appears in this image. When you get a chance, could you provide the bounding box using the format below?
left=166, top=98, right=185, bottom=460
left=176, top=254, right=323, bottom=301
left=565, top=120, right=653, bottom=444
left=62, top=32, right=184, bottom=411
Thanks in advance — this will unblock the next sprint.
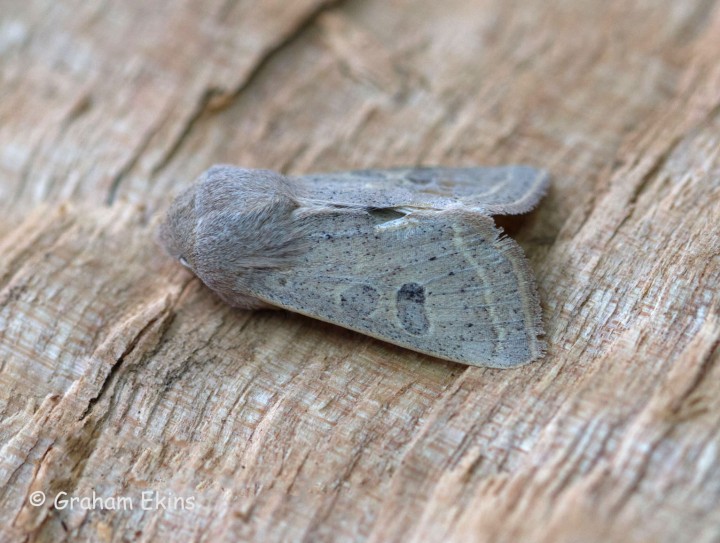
left=79, top=299, right=177, bottom=421
left=107, top=0, right=348, bottom=204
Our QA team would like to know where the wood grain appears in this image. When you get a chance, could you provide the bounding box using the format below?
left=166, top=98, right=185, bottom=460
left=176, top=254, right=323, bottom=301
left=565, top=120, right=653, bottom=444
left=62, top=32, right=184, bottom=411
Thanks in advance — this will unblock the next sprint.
left=1, top=0, right=719, bottom=541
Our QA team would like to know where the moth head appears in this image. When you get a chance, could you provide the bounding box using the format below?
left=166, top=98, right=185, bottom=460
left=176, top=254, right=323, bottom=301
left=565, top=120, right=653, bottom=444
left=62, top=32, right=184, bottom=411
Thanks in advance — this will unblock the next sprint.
left=157, top=165, right=304, bottom=297
left=157, top=183, right=198, bottom=270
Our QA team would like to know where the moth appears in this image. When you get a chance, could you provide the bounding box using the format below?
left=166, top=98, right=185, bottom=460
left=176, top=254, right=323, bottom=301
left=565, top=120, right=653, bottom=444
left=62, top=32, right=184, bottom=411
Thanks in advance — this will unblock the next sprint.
left=158, top=165, right=549, bottom=368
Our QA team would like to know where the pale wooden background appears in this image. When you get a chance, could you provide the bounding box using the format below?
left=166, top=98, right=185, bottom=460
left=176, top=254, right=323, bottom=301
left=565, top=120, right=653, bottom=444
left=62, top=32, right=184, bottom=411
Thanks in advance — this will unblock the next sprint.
left=1, top=1, right=719, bottom=542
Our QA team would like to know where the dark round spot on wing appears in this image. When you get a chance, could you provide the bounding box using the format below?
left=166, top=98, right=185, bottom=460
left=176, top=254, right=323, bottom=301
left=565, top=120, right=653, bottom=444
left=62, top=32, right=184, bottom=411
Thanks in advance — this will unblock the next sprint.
left=396, top=282, right=429, bottom=335
left=339, top=284, right=380, bottom=316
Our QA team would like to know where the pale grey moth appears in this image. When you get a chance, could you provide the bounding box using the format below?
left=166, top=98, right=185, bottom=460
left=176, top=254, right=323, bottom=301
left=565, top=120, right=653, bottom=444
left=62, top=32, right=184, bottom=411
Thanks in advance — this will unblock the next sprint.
left=158, top=165, right=549, bottom=368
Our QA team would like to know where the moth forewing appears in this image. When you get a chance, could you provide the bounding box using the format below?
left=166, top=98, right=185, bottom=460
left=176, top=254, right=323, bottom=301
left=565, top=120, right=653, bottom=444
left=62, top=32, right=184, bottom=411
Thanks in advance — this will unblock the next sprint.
left=242, top=207, right=545, bottom=368
left=295, top=165, right=550, bottom=215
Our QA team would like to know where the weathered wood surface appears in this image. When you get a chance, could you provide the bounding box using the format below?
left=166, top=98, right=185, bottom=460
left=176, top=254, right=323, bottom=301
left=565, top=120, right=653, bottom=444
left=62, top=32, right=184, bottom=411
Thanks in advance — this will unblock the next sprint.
left=1, top=0, right=719, bottom=541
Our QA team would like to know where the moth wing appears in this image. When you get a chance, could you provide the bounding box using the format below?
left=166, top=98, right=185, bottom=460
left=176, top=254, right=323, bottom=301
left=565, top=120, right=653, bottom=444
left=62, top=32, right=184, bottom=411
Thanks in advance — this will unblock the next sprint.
left=295, top=166, right=549, bottom=215
left=243, top=208, right=545, bottom=368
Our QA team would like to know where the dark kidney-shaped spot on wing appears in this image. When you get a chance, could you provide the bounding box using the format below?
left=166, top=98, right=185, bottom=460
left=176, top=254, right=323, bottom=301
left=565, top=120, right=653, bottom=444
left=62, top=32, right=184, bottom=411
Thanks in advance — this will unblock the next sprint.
left=406, top=171, right=434, bottom=185
left=396, top=282, right=430, bottom=335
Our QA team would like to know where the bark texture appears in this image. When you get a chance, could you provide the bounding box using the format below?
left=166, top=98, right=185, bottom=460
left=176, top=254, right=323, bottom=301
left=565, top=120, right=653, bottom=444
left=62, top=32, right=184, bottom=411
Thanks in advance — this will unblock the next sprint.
left=1, top=1, right=719, bottom=541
